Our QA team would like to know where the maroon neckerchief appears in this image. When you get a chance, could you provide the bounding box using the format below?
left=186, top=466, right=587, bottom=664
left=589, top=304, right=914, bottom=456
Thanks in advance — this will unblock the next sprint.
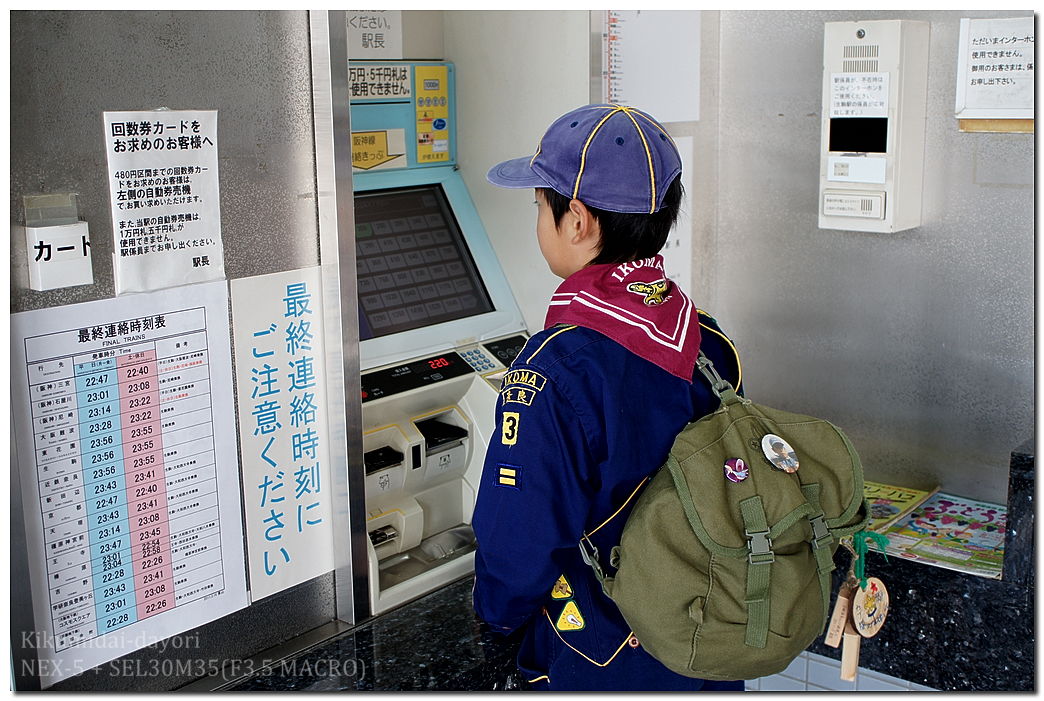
left=543, top=255, right=700, bottom=382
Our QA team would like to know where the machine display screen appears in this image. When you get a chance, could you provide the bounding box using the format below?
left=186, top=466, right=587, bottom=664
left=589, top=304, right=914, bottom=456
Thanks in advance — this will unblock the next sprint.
left=355, top=185, right=495, bottom=341
left=828, top=117, right=888, bottom=154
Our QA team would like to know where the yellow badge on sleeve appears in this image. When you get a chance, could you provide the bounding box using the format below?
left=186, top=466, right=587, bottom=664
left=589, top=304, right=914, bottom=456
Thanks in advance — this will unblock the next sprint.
left=551, top=575, right=573, bottom=600
left=555, top=601, right=585, bottom=631
left=501, top=411, right=520, bottom=445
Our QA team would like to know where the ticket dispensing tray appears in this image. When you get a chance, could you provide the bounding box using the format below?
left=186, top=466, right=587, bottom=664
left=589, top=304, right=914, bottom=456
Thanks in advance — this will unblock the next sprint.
left=377, top=525, right=476, bottom=589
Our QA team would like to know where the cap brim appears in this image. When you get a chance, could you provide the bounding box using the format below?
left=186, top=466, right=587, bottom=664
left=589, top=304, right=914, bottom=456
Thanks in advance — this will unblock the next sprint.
left=486, top=156, right=551, bottom=189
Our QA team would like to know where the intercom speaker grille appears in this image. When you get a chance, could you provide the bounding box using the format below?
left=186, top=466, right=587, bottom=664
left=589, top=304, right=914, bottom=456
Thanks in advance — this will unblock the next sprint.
left=842, top=44, right=880, bottom=72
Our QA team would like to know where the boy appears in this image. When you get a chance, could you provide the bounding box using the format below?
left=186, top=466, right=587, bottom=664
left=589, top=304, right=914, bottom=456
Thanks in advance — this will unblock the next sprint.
left=472, top=104, right=744, bottom=691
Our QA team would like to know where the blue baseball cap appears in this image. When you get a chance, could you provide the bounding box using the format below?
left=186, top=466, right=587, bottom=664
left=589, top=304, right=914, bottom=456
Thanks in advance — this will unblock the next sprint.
left=486, top=103, right=682, bottom=214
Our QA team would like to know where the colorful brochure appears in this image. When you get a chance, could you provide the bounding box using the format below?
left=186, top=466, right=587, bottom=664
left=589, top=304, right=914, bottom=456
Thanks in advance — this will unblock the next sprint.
left=876, top=492, right=1006, bottom=579
left=864, top=480, right=940, bottom=533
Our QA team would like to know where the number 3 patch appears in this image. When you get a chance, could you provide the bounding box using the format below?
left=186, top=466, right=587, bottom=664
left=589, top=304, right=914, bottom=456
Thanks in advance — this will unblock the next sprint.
left=501, top=411, right=520, bottom=445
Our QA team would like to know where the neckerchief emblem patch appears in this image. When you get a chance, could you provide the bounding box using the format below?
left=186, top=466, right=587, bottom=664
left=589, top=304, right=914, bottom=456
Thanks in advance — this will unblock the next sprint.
left=626, top=278, right=671, bottom=306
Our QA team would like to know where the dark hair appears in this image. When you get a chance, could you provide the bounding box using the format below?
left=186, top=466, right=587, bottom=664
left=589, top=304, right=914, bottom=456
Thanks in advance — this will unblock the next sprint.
left=538, top=175, right=684, bottom=265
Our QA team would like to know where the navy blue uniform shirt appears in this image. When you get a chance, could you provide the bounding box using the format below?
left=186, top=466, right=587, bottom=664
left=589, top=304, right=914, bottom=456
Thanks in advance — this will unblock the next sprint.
left=472, top=310, right=743, bottom=691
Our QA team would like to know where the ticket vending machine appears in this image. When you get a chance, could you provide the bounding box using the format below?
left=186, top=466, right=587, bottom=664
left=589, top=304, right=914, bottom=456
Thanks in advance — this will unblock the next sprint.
left=349, top=61, right=528, bottom=615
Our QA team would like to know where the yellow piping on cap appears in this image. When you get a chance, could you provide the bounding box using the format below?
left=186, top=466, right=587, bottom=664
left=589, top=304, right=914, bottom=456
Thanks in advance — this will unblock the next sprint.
left=573, top=108, right=623, bottom=200
left=619, top=107, right=657, bottom=213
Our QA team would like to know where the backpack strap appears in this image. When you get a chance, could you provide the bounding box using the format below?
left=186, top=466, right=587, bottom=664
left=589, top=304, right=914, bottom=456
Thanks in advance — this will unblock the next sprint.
left=738, top=496, right=774, bottom=649
left=695, top=351, right=746, bottom=407
left=801, top=483, right=837, bottom=630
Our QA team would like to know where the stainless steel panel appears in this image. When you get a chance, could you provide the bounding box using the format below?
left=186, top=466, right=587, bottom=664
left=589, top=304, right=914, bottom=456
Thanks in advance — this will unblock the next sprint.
left=10, top=10, right=320, bottom=312
left=310, top=9, right=368, bottom=624
left=10, top=10, right=340, bottom=690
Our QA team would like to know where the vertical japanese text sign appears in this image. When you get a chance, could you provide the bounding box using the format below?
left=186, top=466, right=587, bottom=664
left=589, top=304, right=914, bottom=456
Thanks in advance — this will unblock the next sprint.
left=231, top=268, right=335, bottom=601
left=103, top=110, right=226, bottom=295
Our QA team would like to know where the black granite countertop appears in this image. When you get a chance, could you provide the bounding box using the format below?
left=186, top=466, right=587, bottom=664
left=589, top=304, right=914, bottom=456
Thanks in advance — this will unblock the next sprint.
left=231, top=441, right=1035, bottom=692
left=229, top=577, right=524, bottom=691
left=806, top=548, right=1033, bottom=691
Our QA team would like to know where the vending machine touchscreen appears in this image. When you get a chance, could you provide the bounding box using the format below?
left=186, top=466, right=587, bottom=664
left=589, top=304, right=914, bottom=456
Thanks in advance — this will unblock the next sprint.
left=350, top=62, right=528, bottom=615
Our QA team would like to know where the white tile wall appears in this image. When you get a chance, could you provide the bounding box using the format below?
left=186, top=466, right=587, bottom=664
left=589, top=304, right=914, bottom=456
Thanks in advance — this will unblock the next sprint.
left=744, top=652, right=938, bottom=692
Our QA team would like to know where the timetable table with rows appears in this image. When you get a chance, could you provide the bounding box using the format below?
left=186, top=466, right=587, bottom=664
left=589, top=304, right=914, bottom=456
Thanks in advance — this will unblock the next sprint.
left=24, top=306, right=228, bottom=651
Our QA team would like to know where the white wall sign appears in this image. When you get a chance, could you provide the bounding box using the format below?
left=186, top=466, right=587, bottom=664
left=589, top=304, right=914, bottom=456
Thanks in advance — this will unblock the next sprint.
left=602, top=10, right=701, bottom=123
left=955, top=17, right=1034, bottom=119
left=231, top=267, right=335, bottom=602
left=347, top=10, right=403, bottom=60
left=26, top=221, right=94, bottom=291
left=10, top=281, right=247, bottom=688
left=830, top=73, right=890, bottom=118
left=103, top=110, right=225, bottom=295
left=349, top=63, right=412, bottom=101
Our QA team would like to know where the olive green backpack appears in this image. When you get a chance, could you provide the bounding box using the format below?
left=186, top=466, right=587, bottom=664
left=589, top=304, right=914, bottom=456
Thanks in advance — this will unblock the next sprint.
left=580, top=351, right=869, bottom=681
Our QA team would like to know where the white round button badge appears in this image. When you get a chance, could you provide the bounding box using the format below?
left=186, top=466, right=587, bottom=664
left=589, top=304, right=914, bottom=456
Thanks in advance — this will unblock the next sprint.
left=761, top=434, right=799, bottom=473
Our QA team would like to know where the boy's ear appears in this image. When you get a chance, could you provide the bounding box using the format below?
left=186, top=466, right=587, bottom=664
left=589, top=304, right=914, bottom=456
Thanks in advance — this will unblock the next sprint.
left=567, top=198, right=600, bottom=245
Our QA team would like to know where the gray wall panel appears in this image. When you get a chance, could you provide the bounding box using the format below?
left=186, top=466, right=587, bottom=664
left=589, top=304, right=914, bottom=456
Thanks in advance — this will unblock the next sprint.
left=714, top=10, right=1033, bottom=503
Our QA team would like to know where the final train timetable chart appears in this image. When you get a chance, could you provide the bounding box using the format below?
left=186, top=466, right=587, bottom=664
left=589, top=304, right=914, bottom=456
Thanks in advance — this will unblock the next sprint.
left=11, top=281, right=247, bottom=687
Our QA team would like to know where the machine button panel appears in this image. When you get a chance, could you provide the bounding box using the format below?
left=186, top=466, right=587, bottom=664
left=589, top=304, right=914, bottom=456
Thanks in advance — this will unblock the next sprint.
left=460, top=347, right=497, bottom=373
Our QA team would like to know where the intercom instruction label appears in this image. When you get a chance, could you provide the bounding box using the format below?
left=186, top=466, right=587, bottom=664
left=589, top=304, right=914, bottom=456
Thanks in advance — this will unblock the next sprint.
left=830, top=73, right=889, bottom=118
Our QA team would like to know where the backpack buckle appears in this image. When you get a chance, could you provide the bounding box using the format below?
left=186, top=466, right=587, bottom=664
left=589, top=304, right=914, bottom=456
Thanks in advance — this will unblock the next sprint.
left=745, top=528, right=775, bottom=565
left=809, top=515, right=832, bottom=549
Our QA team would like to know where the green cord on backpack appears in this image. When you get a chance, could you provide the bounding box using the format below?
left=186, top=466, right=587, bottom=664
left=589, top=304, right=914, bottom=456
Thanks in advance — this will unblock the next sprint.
left=582, top=351, right=869, bottom=681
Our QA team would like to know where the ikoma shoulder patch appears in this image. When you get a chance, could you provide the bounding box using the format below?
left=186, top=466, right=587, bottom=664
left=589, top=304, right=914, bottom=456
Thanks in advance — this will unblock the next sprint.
left=500, top=368, right=547, bottom=407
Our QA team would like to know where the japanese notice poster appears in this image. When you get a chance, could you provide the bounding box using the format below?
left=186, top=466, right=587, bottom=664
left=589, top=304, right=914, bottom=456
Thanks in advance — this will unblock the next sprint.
left=346, top=10, right=403, bottom=59
left=955, top=17, right=1034, bottom=119
left=103, top=110, right=225, bottom=295
left=602, top=11, right=701, bottom=123
left=10, top=281, right=248, bottom=688
left=230, top=267, right=335, bottom=601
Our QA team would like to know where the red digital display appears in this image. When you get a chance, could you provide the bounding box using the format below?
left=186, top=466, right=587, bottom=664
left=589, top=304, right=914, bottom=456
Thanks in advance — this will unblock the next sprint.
left=428, top=357, right=451, bottom=370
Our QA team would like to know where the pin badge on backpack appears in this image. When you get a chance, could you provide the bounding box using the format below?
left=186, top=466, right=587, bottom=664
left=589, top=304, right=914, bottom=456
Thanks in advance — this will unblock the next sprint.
left=761, top=434, right=799, bottom=473
left=723, top=458, right=749, bottom=483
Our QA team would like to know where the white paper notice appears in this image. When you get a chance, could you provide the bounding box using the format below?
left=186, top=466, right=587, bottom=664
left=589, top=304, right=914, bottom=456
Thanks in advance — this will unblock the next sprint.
left=230, top=267, right=335, bottom=602
left=603, top=10, right=701, bottom=123
left=660, top=135, right=693, bottom=289
left=10, top=281, right=247, bottom=688
left=346, top=10, right=403, bottom=60
left=103, top=110, right=225, bottom=295
left=955, top=17, right=1034, bottom=119
left=831, top=73, right=890, bottom=118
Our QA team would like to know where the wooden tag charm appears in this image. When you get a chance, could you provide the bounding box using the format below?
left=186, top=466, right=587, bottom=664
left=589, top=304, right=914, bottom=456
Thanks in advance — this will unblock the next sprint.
left=851, top=576, right=889, bottom=638
left=824, top=582, right=854, bottom=648
left=840, top=616, right=862, bottom=682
